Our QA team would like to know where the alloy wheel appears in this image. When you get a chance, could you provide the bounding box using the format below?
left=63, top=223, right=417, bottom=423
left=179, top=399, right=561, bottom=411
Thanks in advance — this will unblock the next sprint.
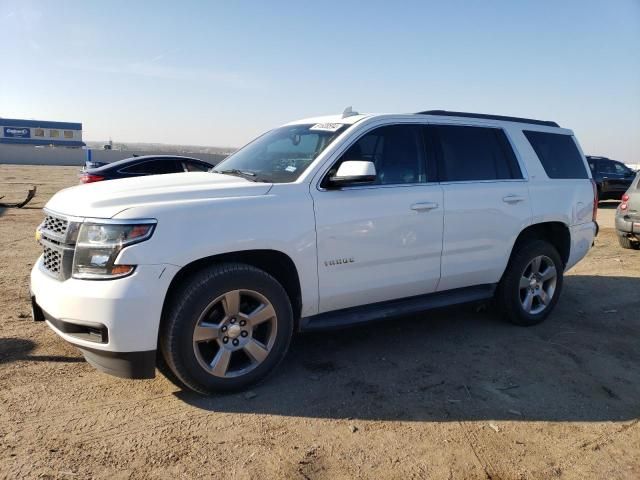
left=192, top=289, right=277, bottom=378
left=519, top=255, right=558, bottom=315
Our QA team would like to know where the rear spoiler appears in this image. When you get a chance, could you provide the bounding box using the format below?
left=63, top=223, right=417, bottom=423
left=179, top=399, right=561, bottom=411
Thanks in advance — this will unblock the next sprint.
left=82, top=160, right=108, bottom=171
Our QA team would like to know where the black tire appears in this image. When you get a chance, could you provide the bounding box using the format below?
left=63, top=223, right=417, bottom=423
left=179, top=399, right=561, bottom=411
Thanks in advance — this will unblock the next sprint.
left=496, top=240, right=564, bottom=326
left=160, top=263, right=294, bottom=394
left=617, top=233, right=639, bottom=250
left=155, top=348, right=182, bottom=387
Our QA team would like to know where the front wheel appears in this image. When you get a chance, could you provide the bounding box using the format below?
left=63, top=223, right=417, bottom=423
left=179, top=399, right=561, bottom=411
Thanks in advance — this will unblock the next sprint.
left=496, top=240, right=564, bottom=326
left=160, top=263, right=294, bottom=394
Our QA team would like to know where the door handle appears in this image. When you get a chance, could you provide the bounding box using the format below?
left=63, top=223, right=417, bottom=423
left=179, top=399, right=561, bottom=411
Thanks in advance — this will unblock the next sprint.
left=411, top=202, right=439, bottom=211
left=502, top=195, right=526, bottom=204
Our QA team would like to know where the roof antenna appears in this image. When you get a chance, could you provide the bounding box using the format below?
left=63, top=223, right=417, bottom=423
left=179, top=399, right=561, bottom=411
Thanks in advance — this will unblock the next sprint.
left=342, top=106, right=358, bottom=118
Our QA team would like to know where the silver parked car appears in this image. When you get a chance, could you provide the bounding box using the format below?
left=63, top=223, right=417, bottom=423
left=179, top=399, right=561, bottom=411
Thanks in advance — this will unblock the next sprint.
left=615, top=172, right=640, bottom=249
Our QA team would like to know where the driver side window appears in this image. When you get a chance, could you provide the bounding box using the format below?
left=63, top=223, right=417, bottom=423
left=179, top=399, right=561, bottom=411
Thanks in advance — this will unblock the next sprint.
left=329, top=125, right=426, bottom=186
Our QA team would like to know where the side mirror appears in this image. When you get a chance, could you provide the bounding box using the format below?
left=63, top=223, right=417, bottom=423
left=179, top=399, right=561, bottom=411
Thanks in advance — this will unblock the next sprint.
left=328, top=161, right=376, bottom=187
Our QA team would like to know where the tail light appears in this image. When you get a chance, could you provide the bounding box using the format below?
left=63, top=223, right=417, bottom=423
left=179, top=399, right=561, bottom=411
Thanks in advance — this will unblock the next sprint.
left=591, top=179, right=598, bottom=221
left=80, top=174, right=105, bottom=184
left=620, top=193, right=629, bottom=211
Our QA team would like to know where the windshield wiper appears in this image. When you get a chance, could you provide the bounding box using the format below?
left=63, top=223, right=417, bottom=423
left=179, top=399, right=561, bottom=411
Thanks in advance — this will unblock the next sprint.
left=213, top=169, right=258, bottom=182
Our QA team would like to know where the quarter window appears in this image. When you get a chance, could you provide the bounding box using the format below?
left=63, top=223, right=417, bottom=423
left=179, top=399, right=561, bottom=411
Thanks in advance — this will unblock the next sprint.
left=183, top=161, right=210, bottom=172
left=523, top=131, right=588, bottom=179
left=431, top=125, right=522, bottom=182
left=332, top=125, right=426, bottom=185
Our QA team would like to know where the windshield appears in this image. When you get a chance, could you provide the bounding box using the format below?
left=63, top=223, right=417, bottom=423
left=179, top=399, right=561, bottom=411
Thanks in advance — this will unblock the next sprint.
left=212, top=123, right=348, bottom=183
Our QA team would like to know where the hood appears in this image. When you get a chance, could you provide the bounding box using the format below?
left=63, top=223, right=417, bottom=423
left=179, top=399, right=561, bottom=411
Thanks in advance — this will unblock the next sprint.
left=45, top=172, right=272, bottom=218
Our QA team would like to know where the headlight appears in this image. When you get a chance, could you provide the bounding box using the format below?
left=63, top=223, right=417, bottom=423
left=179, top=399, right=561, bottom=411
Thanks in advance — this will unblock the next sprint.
left=72, top=221, right=156, bottom=280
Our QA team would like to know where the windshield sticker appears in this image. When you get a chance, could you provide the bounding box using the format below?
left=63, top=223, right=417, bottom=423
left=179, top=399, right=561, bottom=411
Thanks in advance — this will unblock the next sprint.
left=310, top=123, right=343, bottom=132
left=285, top=165, right=297, bottom=172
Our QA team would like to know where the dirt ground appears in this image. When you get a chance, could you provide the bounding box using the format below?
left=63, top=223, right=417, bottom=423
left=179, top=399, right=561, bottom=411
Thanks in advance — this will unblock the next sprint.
left=1, top=164, right=639, bottom=480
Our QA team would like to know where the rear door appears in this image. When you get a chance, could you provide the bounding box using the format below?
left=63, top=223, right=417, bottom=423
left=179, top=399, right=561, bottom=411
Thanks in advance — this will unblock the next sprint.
left=427, top=124, right=531, bottom=291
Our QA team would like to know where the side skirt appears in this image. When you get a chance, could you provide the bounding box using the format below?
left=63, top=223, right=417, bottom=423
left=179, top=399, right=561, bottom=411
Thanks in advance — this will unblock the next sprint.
left=299, top=284, right=496, bottom=331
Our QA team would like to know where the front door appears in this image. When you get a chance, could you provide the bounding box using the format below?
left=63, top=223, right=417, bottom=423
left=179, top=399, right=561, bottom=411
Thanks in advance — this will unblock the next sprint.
left=311, top=124, right=444, bottom=313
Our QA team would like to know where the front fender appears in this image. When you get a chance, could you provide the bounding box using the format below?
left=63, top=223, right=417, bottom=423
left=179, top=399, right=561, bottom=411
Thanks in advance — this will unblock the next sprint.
left=113, top=189, right=319, bottom=316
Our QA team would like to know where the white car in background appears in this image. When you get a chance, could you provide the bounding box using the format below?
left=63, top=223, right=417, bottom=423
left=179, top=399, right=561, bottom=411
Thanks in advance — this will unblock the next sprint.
left=31, top=109, right=598, bottom=394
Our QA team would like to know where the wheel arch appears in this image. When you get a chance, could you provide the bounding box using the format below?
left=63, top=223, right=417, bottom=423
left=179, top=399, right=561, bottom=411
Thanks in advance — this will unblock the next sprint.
left=510, top=221, right=571, bottom=267
left=160, top=249, right=303, bottom=332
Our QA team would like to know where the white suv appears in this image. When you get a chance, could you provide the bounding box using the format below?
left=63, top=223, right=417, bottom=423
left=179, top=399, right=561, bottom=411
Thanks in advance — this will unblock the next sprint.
left=30, top=109, right=598, bottom=393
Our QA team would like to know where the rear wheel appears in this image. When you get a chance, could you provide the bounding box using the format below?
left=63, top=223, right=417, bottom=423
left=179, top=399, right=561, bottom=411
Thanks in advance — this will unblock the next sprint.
left=160, top=263, right=293, bottom=394
left=617, top=233, right=640, bottom=250
left=497, top=240, right=564, bottom=326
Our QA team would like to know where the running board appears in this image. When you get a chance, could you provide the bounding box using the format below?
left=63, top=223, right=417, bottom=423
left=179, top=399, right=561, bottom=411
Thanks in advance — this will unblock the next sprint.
left=299, top=284, right=496, bottom=332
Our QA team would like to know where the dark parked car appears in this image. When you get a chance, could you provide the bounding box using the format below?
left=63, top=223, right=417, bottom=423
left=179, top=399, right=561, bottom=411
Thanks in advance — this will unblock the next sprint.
left=587, top=156, right=636, bottom=201
left=80, top=155, right=215, bottom=183
left=615, top=172, right=640, bottom=249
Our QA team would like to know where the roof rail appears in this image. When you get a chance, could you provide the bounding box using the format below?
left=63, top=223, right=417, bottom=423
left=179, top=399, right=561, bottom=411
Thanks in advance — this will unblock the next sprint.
left=416, top=110, right=559, bottom=128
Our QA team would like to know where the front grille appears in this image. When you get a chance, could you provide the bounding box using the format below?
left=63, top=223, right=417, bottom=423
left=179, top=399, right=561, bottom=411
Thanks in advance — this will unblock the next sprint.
left=39, top=210, right=76, bottom=280
left=42, top=214, right=69, bottom=236
left=43, top=246, right=62, bottom=275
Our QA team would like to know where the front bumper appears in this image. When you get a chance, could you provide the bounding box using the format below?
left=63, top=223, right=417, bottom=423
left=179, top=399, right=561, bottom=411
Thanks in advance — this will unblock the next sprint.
left=32, top=298, right=156, bottom=378
left=30, top=256, right=180, bottom=378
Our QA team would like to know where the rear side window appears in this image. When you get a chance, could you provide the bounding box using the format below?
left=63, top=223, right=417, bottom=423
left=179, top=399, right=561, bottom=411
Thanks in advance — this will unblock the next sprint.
left=599, top=160, right=618, bottom=174
left=121, top=159, right=181, bottom=175
left=523, top=131, right=588, bottom=179
left=430, top=125, right=522, bottom=182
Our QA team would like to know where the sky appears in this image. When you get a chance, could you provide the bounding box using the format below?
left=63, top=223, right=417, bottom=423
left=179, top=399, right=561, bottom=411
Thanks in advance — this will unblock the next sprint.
left=0, top=0, right=639, bottom=162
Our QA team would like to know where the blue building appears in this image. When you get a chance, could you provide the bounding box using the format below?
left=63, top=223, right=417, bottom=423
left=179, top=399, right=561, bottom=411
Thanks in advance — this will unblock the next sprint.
left=0, top=118, right=84, bottom=147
